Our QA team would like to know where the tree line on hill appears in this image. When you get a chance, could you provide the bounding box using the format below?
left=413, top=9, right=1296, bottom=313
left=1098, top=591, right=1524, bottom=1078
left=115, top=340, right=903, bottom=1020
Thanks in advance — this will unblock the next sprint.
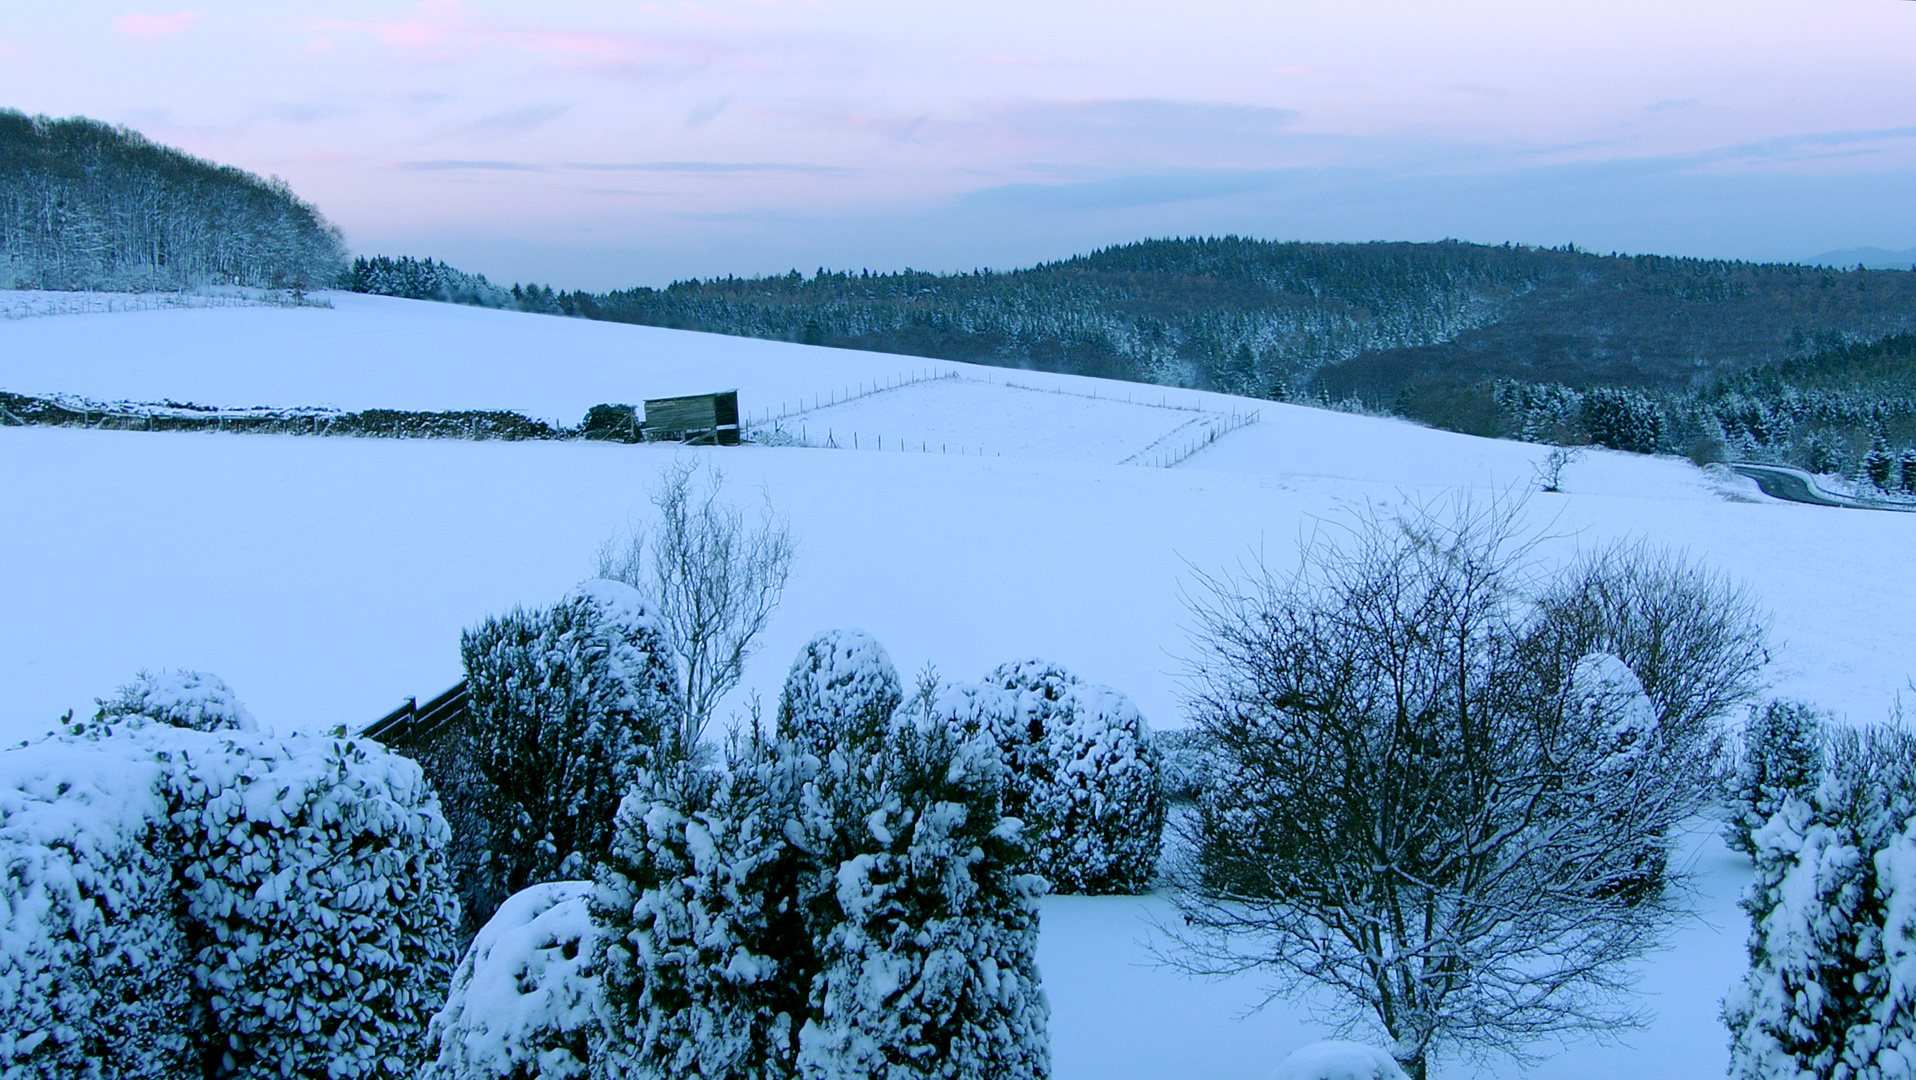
left=0, top=110, right=346, bottom=291
left=343, top=239, right=1916, bottom=405
left=341, top=242, right=1916, bottom=480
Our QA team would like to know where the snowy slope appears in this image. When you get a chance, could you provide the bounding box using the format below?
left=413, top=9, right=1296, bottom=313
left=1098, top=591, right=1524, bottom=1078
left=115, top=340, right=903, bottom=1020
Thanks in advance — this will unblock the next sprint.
left=4, top=293, right=1914, bottom=1080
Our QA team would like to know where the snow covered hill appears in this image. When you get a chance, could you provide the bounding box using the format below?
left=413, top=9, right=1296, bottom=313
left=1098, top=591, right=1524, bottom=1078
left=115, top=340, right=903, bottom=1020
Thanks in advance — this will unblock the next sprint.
left=4, top=291, right=1914, bottom=1079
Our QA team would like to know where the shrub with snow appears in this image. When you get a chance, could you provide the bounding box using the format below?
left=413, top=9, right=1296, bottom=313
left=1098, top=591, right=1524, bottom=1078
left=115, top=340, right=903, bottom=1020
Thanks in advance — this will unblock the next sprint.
left=1271, top=1041, right=1412, bottom=1080
left=1, top=679, right=461, bottom=1080
left=164, top=725, right=461, bottom=1080
left=462, top=580, right=685, bottom=909
left=1726, top=700, right=1824, bottom=858
left=950, top=660, right=1165, bottom=894
left=797, top=716, right=1050, bottom=1080
left=593, top=661, right=1049, bottom=1080
left=1151, top=728, right=1217, bottom=803
left=1724, top=725, right=1916, bottom=1080
left=0, top=736, right=193, bottom=1080
left=91, top=668, right=256, bottom=733
left=429, top=881, right=602, bottom=1080
left=592, top=746, right=818, bottom=1080
left=775, top=628, right=903, bottom=755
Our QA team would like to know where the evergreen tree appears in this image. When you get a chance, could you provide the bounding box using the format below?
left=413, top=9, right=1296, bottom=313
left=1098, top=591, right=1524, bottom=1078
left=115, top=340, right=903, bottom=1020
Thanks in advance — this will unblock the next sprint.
left=775, top=629, right=903, bottom=756
left=1726, top=701, right=1825, bottom=858
left=1725, top=727, right=1916, bottom=1080
left=462, top=581, right=685, bottom=920
left=1864, top=440, right=1896, bottom=491
left=1901, top=449, right=1916, bottom=495
left=796, top=717, right=1049, bottom=1080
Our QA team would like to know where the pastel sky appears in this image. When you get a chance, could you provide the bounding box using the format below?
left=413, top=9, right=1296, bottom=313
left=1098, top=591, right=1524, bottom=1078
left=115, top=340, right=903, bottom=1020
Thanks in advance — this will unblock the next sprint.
left=5, top=1, right=1914, bottom=289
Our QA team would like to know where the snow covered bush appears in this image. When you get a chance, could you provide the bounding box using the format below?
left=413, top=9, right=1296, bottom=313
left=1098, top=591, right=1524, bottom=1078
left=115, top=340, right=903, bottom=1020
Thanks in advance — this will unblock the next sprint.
left=592, top=675, right=1049, bottom=1080
left=1272, top=1041, right=1412, bottom=1080
left=796, top=714, right=1050, bottom=1080
left=1, top=681, right=461, bottom=1080
left=0, top=736, right=193, bottom=1080
left=775, top=629, right=903, bottom=755
left=1151, top=728, right=1217, bottom=803
left=592, top=744, right=819, bottom=1080
left=164, top=726, right=461, bottom=1080
left=1726, top=700, right=1825, bottom=858
left=463, top=580, right=684, bottom=914
left=91, top=668, right=256, bottom=733
left=1724, top=725, right=1916, bottom=1080
left=428, top=881, right=602, bottom=1080
left=948, top=660, right=1165, bottom=894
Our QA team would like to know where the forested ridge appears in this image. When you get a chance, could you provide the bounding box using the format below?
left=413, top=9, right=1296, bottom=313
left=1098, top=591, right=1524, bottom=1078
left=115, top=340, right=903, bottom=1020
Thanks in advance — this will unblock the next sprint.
left=0, top=110, right=346, bottom=290
left=369, top=238, right=1916, bottom=402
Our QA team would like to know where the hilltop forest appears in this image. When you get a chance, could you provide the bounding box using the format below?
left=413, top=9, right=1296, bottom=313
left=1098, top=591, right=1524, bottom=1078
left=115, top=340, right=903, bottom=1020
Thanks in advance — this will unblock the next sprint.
left=0, top=110, right=346, bottom=291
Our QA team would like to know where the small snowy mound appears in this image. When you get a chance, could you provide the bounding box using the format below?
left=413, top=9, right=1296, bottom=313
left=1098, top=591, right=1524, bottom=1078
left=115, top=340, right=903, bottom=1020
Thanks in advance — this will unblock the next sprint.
left=92, top=668, right=257, bottom=732
left=429, top=881, right=602, bottom=1080
left=1270, top=1041, right=1411, bottom=1080
left=775, top=628, right=904, bottom=753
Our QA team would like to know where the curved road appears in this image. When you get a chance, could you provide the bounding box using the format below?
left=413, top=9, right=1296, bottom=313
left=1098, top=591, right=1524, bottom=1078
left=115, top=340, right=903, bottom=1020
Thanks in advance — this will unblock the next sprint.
left=1728, top=463, right=1914, bottom=512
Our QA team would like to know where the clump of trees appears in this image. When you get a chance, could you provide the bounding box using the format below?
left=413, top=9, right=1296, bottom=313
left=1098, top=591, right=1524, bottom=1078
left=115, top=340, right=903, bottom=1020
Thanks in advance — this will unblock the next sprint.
left=1171, top=498, right=1767, bottom=1080
left=0, top=110, right=346, bottom=291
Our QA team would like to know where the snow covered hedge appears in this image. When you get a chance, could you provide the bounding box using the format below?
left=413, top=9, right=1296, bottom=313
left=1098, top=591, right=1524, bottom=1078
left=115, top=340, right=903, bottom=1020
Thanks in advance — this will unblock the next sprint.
left=775, top=628, right=904, bottom=755
left=945, top=660, right=1165, bottom=894
left=1725, top=724, right=1916, bottom=1080
left=592, top=711, right=1049, bottom=1080
left=164, top=726, right=460, bottom=1079
left=0, top=736, right=192, bottom=1080
left=428, top=881, right=602, bottom=1080
left=0, top=681, right=460, bottom=1080
left=461, top=580, right=684, bottom=913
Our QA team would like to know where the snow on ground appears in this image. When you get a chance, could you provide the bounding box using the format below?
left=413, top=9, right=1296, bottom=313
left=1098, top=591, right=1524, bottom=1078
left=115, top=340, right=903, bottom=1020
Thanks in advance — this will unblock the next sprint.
left=4, top=293, right=1913, bottom=1079
left=764, top=375, right=1245, bottom=465
left=0, top=291, right=974, bottom=423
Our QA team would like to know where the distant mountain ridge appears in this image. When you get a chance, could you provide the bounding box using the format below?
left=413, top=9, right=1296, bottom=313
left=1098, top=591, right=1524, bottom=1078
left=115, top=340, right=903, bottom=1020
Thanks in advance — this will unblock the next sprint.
left=1810, top=247, right=1916, bottom=271
left=0, top=110, right=346, bottom=291
left=426, top=238, right=1916, bottom=410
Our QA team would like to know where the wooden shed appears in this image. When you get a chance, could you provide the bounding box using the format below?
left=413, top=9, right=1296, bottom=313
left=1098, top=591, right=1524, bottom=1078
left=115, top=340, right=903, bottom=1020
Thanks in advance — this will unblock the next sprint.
left=643, top=390, right=740, bottom=445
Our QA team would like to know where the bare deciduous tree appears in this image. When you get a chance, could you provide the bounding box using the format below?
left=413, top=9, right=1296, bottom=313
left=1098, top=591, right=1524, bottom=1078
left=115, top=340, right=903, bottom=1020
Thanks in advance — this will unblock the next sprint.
left=1170, top=497, right=1751, bottom=1079
left=598, top=459, right=796, bottom=756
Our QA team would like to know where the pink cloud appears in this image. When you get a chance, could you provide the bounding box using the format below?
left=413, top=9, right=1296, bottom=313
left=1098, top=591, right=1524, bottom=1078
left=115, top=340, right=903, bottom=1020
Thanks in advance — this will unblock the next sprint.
left=112, top=11, right=202, bottom=38
left=304, top=1, right=711, bottom=72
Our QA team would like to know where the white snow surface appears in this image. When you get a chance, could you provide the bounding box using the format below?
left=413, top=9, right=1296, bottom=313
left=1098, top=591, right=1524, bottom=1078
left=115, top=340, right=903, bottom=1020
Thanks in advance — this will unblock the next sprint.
left=1270, top=1041, right=1412, bottom=1080
left=429, top=881, right=599, bottom=1080
left=3, top=291, right=1913, bottom=1079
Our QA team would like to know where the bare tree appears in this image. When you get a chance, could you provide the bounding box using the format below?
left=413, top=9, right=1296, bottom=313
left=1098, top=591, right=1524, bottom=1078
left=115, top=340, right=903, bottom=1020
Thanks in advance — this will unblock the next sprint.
left=598, top=459, right=796, bottom=756
left=1170, top=497, right=1738, bottom=1079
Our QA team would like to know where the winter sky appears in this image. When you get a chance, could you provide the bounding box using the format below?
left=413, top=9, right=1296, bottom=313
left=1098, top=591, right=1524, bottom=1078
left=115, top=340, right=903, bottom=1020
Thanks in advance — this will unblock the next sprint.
left=4, top=1, right=1913, bottom=288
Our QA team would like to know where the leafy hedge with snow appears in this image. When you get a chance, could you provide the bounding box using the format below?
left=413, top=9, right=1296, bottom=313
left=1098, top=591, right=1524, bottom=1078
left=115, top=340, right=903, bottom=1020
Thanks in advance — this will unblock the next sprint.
left=592, top=663, right=1049, bottom=1080
left=951, top=660, right=1166, bottom=895
left=462, top=580, right=685, bottom=914
left=0, top=736, right=191, bottom=1080
left=774, top=628, right=904, bottom=756
left=0, top=677, right=460, bottom=1080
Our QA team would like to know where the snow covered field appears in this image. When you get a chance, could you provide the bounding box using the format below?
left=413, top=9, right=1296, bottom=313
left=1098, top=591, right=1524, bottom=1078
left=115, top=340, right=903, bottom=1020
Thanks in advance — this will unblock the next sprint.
left=4, top=292, right=1914, bottom=1078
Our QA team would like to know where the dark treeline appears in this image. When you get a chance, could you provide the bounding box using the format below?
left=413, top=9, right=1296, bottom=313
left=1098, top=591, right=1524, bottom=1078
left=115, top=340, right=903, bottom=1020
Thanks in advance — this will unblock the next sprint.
left=1480, top=333, right=1916, bottom=489
left=347, top=237, right=1916, bottom=408
left=0, top=110, right=346, bottom=290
